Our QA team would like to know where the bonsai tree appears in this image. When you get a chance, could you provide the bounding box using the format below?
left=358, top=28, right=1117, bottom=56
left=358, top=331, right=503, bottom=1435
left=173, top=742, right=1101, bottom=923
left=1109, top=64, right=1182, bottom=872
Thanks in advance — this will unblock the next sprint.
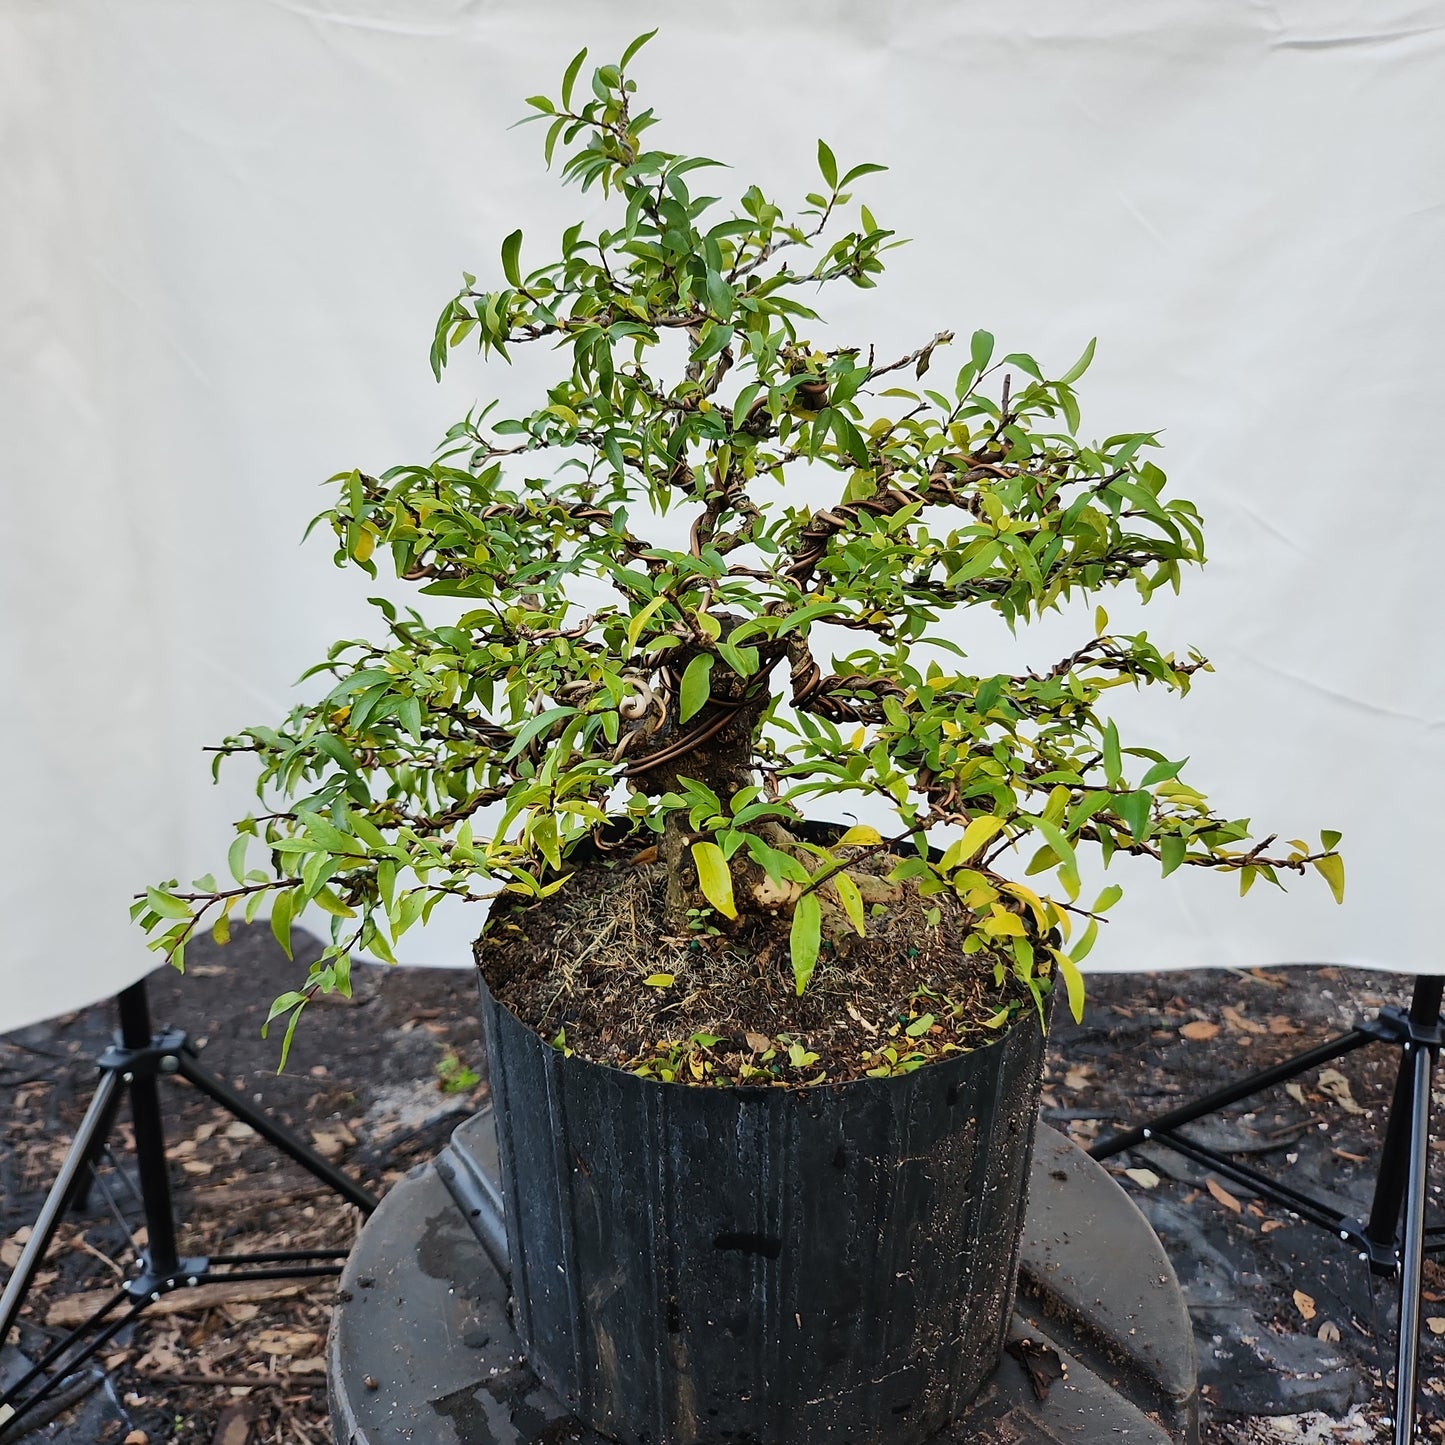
left=136, top=32, right=1341, bottom=1077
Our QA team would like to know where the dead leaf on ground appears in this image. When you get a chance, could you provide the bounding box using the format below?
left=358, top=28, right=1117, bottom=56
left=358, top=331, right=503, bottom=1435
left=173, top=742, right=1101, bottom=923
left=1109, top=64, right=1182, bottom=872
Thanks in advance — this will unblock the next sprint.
left=1180, top=1020, right=1219, bottom=1041
left=1427, top=1317, right=1445, bottom=1336
left=1317, top=1068, right=1365, bottom=1116
left=1221, top=1005, right=1267, bottom=1035
left=1267, top=1015, right=1301, bottom=1035
left=209, top=1406, right=252, bottom=1445
left=745, top=1032, right=771, bottom=1054
left=1285, top=1083, right=1308, bottom=1106
left=1293, top=1289, right=1317, bottom=1321
left=287, top=1356, right=327, bottom=1375
left=1206, top=1178, right=1243, bottom=1214
left=1063, top=1065, right=1091, bottom=1090
left=1123, top=1168, right=1160, bottom=1189
left=1260, top=1219, right=1286, bottom=1233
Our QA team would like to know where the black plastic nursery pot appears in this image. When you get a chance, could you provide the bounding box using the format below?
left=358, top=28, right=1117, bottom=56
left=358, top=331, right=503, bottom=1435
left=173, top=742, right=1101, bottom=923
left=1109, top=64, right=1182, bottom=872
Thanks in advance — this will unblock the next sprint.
left=477, top=968, right=1048, bottom=1445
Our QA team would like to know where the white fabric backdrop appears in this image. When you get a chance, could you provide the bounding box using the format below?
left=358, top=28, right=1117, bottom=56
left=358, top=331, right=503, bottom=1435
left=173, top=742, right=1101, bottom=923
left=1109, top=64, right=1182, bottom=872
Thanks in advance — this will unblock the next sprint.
left=3, top=0, right=1443, bottom=1031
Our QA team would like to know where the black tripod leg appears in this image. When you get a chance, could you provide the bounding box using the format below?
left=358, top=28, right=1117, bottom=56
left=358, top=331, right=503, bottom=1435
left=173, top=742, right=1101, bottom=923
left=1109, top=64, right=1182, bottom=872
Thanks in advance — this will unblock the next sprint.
left=175, top=1053, right=377, bottom=1214
left=0, top=1068, right=124, bottom=1349
left=66, top=1086, right=125, bottom=1216
left=1090, top=1026, right=1372, bottom=1161
left=1390, top=1038, right=1433, bottom=1445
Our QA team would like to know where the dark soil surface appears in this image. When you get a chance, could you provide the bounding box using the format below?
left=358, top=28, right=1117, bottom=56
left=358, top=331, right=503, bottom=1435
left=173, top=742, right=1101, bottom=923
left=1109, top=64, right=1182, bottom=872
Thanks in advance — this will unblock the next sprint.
left=481, top=849, right=1029, bottom=1085
left=1, top=929, right=1442, bottom=1444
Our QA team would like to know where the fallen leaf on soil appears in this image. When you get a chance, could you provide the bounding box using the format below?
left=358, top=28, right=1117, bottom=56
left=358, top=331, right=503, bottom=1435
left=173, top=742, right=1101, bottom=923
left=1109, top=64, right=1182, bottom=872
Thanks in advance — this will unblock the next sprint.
left=1221, top=1005, right=1266, bottom=1035
left=1260, top=1219, right=1286, bottom=1233
left=1267, top=1015, right=1301, bottom=1035
left=1316, top=1068, right=1365, bottom=1116
left=1063, top=1066, right=1091, bottom=1090
left=1427, top=1317, right=1445, bottom=1336
left=1317, top=1321, right=1341, bottom=1342
left=745, top=1032, right=770, bottom=1054
left=210, top=1406, right=252, bottom=1445
left=1206, top=1178, right=1243, bottom=1214
left=287, top=1357, right=327, bottom=1375
left=1293, top=1289, right=1317, bottom=1321
left=47, top=1278, right=316, bottom=1327
left=1285, top=1083, right=1308, bottom=1106
left=125, top=1432, right=149, bottom=1445
left=1123, top=1168, right=1161, bottom=1189
left=1180, top=1020, right=1219, bottom=1040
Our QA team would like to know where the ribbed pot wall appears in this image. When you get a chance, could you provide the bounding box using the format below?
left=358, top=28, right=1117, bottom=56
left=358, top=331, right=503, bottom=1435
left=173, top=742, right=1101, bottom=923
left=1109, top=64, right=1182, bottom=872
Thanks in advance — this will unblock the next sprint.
left=479, top=976, right=1046, bottom=1445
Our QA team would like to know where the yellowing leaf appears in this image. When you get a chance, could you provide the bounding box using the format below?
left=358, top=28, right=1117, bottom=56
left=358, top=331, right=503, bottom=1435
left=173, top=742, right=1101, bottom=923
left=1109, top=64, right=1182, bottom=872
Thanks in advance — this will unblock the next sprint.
left=626, top=595, right=667, bottom=652
left=1054, top=947, right=1086, bottom=1023
left=941, top=814, right=1007, bottom=869
left=1312, top=852, right=1345, bottom=905
left=691, top=841, right=738, bottom=920
left=837, top=825, right=883, bottom=847
left=642, top=973, right=674, bottom=988
left=833, top=872, right=866, bottom=936
left=982, top=906, right=1027, bottom=938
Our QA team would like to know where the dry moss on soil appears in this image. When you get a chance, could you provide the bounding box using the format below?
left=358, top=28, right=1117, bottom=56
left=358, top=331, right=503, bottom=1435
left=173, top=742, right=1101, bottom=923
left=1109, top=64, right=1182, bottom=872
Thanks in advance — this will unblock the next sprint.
left=475, top=847, right=1041, bottom=1086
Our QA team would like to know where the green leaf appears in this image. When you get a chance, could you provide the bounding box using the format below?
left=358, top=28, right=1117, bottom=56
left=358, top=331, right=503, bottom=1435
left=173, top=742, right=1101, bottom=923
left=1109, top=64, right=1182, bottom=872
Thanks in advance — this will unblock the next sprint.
left=501, top=228, right=523, bottom=288
left=905, top=1013, right=934, bottom=1037
left=790, top=892, right=822, bottom=995
left=817, top=138, right=838, bottom=190
left=1092, top=884, right=1124, bottom=912
left=1160, top=833, right=1187, bottom=877
left=679, top=653, right=714, bottom=723
left=690, top=323, right=733, bottom=366
left=505, top=705, right=579, bottom=762
left=1141, top=756, right=1188, bottom=787
left=1312, top=853, right=1346, bottom=904
left=1102, top=719, right=1122, bottom=787
left=227, top=834, right=249, bottom=885
left=1116, top=790, right=1152, bottom=842
left=1031, top=815, right=1080, bottom=900
left=270, top=889, right=295, bottom=961
left=619, top=28, right=658, bottom=69
left=833, top=871, right=866, bottom=936
left=1321, top=829, right=1343, bottom=851
left=1069, top=918, right=1099, bottom=966
left=1058, top=336, right=1097, bottom=385
left=561, top=47, right=588, bottom=109
left=970, top=329, right=994, bottom=373
left=691, top=841, right=738, bottom=920
left=829, top=410, right=869, bottom=466
left=145, top=887, right=191, bottom=921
